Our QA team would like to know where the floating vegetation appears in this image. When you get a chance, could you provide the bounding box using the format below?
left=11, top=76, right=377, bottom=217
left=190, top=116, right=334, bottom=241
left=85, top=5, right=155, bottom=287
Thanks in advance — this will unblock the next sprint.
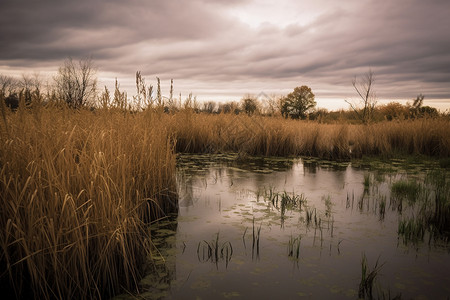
left=146, top=154, right=448, bottom=299
left=197, top=232, right=233, bottom=268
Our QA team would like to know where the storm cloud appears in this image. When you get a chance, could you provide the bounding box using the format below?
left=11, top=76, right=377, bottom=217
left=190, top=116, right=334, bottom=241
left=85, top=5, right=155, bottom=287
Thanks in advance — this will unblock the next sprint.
left=0, top=0, right=449, bottom=109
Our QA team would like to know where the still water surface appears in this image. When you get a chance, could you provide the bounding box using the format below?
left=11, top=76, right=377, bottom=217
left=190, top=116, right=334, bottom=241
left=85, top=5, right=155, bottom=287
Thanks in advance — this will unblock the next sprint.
left=119, top=154, right=450, bottom=299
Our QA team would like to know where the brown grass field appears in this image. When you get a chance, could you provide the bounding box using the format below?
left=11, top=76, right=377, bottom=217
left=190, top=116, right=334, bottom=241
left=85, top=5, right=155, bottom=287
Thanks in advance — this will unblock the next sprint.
left=0, top=103, right=449, bottom=298
left=168, top=111, right=450, bottom=158
left=0, top=105, right=177, bottom=298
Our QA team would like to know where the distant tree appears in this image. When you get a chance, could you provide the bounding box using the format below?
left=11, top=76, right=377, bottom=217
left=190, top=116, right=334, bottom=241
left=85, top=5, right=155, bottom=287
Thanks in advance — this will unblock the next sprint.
left=308, top=108, right=329, bottom=122
left=19, top=73, right=42, bottom=106
left=345, top=70, right=377, bottom=124
left=379, top=102, right=408, bottom=121
left=3, top=94, right=19, bottom=110
left=264, top=96, right=281, bottom=116
left=54, top=57, right=97, bottom=108
left=241, top=96, right=259, bottom=116
left=281, top=85, right=316, bottom=119
left=406, top=94, right=438, bottom=118
left=217, top=101, right=240, bottom=114
left=409, top=93, right=424, bottom=118
left=202, top=101, right=217, bottom=114
left=418, top=106, right=438, bottom=118
left=0, top=74, right=18, bottom=96
left=1, top=73, right=42, bottom=110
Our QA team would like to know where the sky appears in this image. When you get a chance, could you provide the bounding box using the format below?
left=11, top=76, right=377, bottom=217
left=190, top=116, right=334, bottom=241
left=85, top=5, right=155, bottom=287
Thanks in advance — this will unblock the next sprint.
left=0, top=0, right=449, bottom=111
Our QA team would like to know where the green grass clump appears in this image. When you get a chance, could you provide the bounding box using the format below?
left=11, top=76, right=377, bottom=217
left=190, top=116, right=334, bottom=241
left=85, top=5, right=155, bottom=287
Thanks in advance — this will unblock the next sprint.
left=358, top=253, right=384, bottom=299
left=391, top=180, right=421, bottom=201
left=398, top=218, right=427, bottom=245
left=396, top=171, right=449, bottom=246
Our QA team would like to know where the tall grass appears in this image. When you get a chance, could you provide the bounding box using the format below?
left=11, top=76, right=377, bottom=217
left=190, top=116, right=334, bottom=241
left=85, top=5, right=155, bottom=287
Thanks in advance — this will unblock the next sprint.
left=359, top=253, right=384, bottom=299
left=164, top=113, right=450, bottom=159
left=0, top=104, right=177, bottom=299
left=1, top=100, right=448, bottom=298
left=395, top=171, right=449, bottom=245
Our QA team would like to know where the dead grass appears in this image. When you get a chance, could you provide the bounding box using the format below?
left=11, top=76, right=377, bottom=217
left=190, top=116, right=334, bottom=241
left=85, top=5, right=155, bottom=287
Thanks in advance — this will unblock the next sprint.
left=0, top=104, right=177, bottom=299
left=166, top=112, right=450, bottom=158
left=0, top=102, right=448, bottom=299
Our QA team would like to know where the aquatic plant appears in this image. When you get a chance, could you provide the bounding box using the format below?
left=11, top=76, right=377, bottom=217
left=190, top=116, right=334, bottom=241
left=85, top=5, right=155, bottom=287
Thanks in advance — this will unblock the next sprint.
left=197, top=232, right=233, bottom=268
left=252, top=217, right=262, bottom=260
left=364, top=173, right=371, bottom=189
left=305, top=207, right=316, bottom=227
left=398, top=218, right=427, bottom=246
left=288, top=235, right=302, bottom=260
left=266, top=188, right=307, bottom=213
left=378, top=196, right=386, bottom=221
left=358, top=253, right=384, bottom=299
left=426, top=170, right=450, bottom=237
left=323, top=194, right=333, bottom=217
left=391, top=180, right=421, bottom=202
left=396, top=171, right=449, bottom=245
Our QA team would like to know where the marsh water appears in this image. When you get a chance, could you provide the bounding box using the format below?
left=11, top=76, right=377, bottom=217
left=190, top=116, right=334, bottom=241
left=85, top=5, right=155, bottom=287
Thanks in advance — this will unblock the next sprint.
left=116, top=154, right=450, bottom=299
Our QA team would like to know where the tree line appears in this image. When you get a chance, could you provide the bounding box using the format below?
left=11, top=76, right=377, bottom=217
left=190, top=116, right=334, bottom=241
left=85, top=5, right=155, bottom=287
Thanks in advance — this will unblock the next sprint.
left=0, top=58, right=444, bottom=123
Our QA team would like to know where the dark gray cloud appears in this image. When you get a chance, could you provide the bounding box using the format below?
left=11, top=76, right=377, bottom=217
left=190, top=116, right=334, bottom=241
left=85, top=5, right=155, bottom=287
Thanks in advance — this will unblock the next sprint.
left=0, top=0, right=449, bottom=109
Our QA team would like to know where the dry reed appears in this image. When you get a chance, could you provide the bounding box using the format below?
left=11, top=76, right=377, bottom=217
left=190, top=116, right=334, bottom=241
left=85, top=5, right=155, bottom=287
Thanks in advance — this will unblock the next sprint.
left=165, top=112, right=450, bottom=158
left=0, top=103, right=177, bottom=299
left=1, top=101, right=448, bottom=299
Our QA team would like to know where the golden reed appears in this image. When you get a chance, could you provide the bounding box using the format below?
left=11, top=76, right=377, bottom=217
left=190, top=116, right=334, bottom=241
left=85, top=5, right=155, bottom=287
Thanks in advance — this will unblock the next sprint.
left=0, top=102, right=448, bottom=299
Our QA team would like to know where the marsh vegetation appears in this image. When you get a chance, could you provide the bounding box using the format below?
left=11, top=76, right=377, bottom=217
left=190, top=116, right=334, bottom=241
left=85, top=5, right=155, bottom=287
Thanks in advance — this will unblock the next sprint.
left=124, top=155, right=448, bottom=299
left=1, top=66, right=449, bottom=299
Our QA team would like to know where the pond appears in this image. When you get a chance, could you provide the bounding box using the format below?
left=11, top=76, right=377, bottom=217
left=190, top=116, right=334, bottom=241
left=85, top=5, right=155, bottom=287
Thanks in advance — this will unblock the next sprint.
left=115, top=154, right=450, bottom=299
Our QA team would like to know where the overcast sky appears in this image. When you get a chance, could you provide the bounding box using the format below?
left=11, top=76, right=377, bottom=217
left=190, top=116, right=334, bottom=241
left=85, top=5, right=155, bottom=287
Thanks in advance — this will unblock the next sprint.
left=1, top=0, right=449, bottom=110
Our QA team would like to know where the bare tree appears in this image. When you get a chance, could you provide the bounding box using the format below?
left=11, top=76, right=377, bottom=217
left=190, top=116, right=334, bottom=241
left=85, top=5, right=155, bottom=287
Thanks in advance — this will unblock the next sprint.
left=1, top=75, right=20, bottom=110
left=18, top=73, right=42, bottom=105
left=0, top=74, right=18, bottom=96
left=54, top=57, right=97, bottom=108
left=345, top=70, right=377, bottom=124
left=203, top=101, right=217, bottom=114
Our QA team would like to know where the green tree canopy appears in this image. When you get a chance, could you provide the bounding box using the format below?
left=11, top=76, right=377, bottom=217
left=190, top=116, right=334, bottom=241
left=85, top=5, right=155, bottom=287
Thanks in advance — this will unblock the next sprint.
left=281, top=85, right=316, bottom=119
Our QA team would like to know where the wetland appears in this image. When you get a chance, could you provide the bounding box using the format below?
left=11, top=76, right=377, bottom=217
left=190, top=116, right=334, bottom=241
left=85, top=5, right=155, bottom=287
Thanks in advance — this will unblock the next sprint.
left=116, top=154, right=450, bottom=299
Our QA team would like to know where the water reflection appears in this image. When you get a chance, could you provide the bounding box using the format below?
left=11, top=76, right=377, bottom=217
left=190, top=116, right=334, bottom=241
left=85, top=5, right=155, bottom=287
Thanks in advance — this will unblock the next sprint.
left=118, top=155, right=450, bottom=300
